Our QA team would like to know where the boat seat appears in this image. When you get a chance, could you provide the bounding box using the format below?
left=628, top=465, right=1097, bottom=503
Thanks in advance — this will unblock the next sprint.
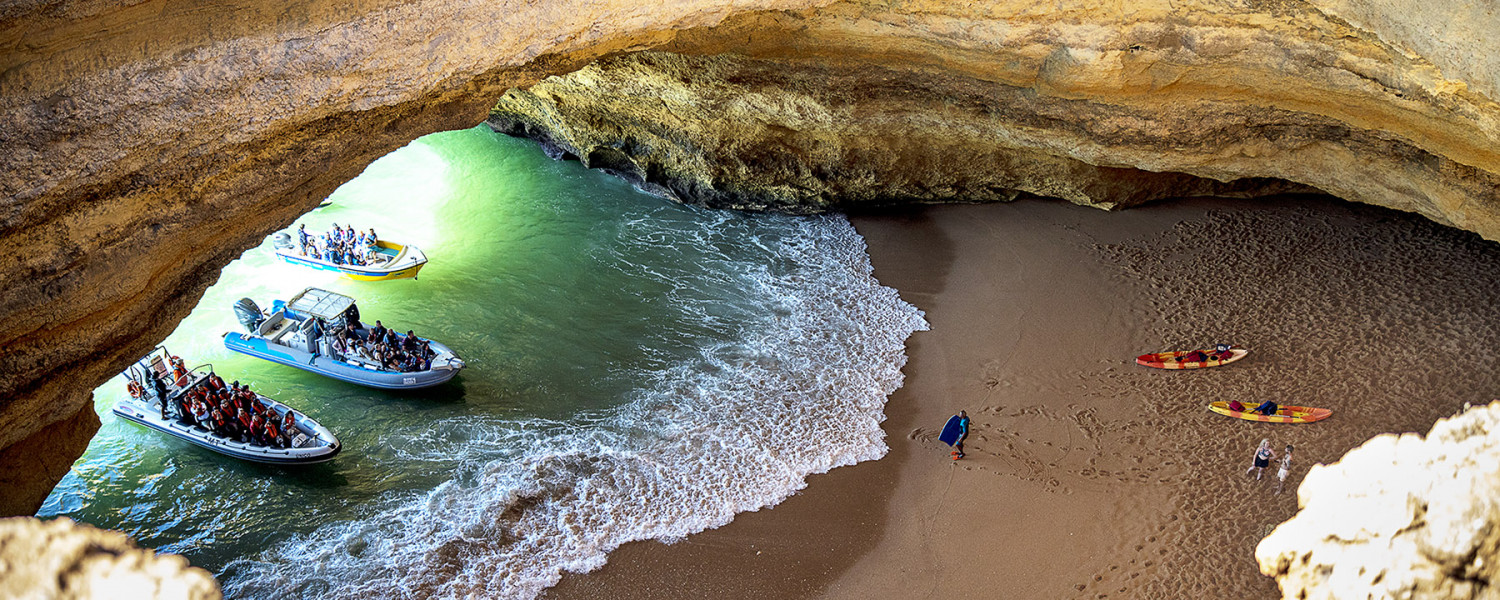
left=257, top=310, right=287, bottom=337
left=268, top=314, right=304, bottom=345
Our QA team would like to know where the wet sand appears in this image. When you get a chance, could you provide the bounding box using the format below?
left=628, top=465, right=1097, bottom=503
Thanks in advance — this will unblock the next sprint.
left=547, top=196, right=1500, bottom=599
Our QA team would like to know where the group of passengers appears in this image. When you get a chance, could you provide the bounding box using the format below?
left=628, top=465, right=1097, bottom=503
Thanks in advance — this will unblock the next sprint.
left=330, top=319, right=435, bottom=373
left=168, top=373, right=301, bottom=448
left=296, top=223, right=381, bottom=267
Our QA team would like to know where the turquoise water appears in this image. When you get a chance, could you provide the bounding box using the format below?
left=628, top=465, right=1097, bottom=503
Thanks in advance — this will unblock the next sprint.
left=40, top=126, right=925, bottom=598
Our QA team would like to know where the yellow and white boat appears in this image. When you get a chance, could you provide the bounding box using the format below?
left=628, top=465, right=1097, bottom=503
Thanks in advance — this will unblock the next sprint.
left=272, top=234, right=427, bottom=281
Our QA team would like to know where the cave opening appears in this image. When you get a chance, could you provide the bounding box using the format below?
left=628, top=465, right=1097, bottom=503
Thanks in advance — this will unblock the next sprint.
left=6, top=4, right=1500, bottom=591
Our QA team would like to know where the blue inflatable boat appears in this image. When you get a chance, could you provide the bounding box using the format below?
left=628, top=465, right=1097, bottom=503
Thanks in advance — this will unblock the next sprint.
left=222, top=287, right=465, bottom=390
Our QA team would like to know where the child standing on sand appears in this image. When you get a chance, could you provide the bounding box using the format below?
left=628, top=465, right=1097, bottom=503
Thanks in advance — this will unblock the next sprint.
left=1245, top=438, right=1275, bottom=480
left=1275, top=445, right=1294, bottom=494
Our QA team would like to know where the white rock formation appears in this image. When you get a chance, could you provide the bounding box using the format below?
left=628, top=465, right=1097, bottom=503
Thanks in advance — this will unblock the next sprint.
left=0, top=517, right=220, bottom=600
left=1257, top=402, right=1500, bottom=600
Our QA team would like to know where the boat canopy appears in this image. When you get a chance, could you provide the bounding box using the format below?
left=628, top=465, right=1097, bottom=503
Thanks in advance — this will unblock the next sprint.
left=286, top=287, right=355, bottom=320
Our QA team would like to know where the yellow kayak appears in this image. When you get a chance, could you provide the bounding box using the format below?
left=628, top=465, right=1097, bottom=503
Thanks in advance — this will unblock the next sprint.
left=1208, top=401, right=1332, bottom=424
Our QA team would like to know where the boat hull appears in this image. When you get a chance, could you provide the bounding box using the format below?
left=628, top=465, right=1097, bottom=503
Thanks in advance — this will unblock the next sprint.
left=223, top=331, right=461, bottom=390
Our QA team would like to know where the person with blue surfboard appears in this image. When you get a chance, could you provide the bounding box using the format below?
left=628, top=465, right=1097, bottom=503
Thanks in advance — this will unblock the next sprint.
left=939, top=410, right=971, bottom=460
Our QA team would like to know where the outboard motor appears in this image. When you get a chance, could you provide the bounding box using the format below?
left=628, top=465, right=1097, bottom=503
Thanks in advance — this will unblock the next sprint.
left=271, top=232, right=295, bottom=250
left=234, top=297, right=264, bottom=333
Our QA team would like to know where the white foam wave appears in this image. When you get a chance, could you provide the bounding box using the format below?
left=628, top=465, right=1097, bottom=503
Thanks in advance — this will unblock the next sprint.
left=223, top=214, right=926, bottom=599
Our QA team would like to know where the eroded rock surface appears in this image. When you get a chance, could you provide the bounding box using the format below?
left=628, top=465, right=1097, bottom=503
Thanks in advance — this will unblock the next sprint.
left=1257, top=402, right=1500, bottom=600
left=0, top=516, right=220, bottom=599
left=490, top=3, right=1500, bottom=223
left=3, top=0, right=1500, bottom=520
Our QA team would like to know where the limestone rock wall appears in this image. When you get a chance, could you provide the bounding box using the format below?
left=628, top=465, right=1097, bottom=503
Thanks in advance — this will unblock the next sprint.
left=0, top=516, right=220, bottom=599
left=489, top=2, right=1500, bottom=225
left=2, top=0, right=1499, bottom=528
left=1257, top=402, right=1500, bottom=600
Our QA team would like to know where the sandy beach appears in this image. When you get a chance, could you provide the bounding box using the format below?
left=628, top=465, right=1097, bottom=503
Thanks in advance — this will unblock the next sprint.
left=546, top=195, right=1500, bottom=599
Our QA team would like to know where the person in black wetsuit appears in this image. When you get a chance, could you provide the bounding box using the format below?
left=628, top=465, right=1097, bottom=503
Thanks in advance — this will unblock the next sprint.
left=150, top=372, right=170, bottom=419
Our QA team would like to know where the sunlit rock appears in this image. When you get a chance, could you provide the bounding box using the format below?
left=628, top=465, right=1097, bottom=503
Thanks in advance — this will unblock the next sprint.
left=1257, top=402, right=1500, bottom=600
left=0, top=517, right=220, bottom=599
left=3, top=0, right=1500, bottom=516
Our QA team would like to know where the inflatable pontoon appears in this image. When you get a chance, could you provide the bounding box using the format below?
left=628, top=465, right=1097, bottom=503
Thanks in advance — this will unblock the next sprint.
left=223, top=287, right=465, bottom=390
left=115, top=347, right=340, bottom=464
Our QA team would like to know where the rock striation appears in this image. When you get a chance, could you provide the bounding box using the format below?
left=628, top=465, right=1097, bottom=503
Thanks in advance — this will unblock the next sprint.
left=2, top=0, right=1499, bottom=541
left=0, top=516, right=220, bottom=599
left=1257, top=402, right=1500, bottom=600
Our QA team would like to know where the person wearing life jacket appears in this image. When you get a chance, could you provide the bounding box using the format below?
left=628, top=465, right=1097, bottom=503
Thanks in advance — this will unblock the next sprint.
left=191, top=400, right=210, bottom=430
left=236, top=409, right=255, bottom=443
left=169, top=356, right=188, bottom=387
left=281, top=412, right=297, bottom=443
left=208, top=409, right=228, bottom=437
left=263, top=418, right=282, bottom=448
left=177, top=395, right=195, bottom=425
left=249, top=414, right=267, bottom=446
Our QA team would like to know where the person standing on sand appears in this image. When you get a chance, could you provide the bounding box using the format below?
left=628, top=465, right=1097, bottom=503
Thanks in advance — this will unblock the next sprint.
left=1275, top=445, right=1294, bottom=494
left=952, top=410, right=971, bottom=460
left=1246, top=438, right=1276, bottom=480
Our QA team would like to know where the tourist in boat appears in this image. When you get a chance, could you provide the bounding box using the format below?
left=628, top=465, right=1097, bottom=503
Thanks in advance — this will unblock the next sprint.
left=191, top=399, right=210, bottom=428
left=1245, top=439, right=1276, bottom=480
left=176, top=395, right=195, bottom=425
left=249, top=414, right=267, bottom=446
left=208, top=408, right=228, bottom=437
left=264, top=417, right=283, bottom=448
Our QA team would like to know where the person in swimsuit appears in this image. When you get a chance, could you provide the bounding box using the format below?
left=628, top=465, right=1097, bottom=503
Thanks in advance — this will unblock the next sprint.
left=1245, top=438, right=1276, bottom=480
left=1275, top=445, right=1294, bottom=494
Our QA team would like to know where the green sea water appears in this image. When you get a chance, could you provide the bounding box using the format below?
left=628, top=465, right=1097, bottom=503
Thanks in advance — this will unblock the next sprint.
left=40, top=126, right=925, bottom=598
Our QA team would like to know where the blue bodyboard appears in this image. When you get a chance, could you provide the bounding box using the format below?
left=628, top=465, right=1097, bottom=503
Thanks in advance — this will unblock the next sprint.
left=938, top=415, right=964, bottom=446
